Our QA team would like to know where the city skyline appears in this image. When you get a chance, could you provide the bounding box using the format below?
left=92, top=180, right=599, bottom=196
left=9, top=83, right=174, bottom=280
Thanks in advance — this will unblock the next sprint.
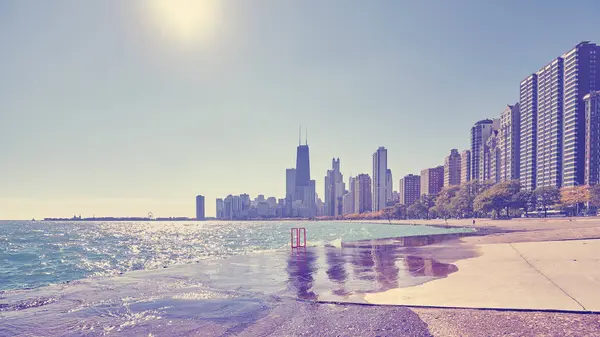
left=2, top=1, right=600, bottom=219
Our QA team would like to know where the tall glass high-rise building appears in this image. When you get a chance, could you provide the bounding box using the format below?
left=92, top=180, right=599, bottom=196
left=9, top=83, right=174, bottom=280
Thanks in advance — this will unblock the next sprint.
left=519, top=74, right=538, bottom=191
left=520, top=42, right=600, bottom=190
left=372, top=147, right=388, bottom=211
left=470, top=119, right=495, bottom=181
left=294, top=143, right=315, bottom=217
left=499, top=103, right=520, bottom=182
left=444, top=149, right=461, bottom=187
left=536, top=57, right=564, bottom=188
left=295, top=144, right=311, bottom=193
left=585, top=91, right=600, bottom=185
left=562, top=42, right=600, bottom=186
left=195, top=195, right=205, bottom=220
left=460, top=149, right=471, bottom=184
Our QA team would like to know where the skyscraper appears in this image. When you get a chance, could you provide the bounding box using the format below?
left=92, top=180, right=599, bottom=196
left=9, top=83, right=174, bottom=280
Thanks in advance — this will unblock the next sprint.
left=460, top=149, right=471, bottom=184
left=372, top=147, right=388, bottom=211
left=421, top=166, right=444, bottom=196
left=195, top=195, right=205, bottom=220
left=562, top=42, right=600, bottom=187
left=325, top=158, right=345, bottom=216
left=293, top=130, right=316, bottom=217
left=585, top=91, right=600, bottom=185
left=347, top=176, right=356, bottom=214
left=499, top=103, right=521, bottom=182
left=216, top=198, right=224, bottom=219
left=295, top=144, right=311, bottom=199
left=471, top=119, right=495, bottom=181
left=520, top=74, right=538, bottom=191
left=399, top=174, right=420, bottom=207
left=444, top=149, right=461, bottom=187
left=223, top=195, right=233, bottom=220
left=355, top=174, right=372, bottom=214
left=285, top=168, right=296, bottom=216
left=385, top=169, right=393, bottom=206
left=482, top=130, right=500, bottom=183
left=536, top=57, right=564, bottom=188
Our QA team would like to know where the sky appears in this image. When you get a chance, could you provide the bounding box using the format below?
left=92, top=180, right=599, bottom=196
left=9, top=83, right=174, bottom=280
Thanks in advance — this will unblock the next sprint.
left=1, top=0, right=600, bottom=219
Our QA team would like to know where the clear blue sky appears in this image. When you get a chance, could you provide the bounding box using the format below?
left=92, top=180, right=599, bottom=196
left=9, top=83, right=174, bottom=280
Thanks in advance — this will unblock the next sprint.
left=1, top=0, right=599, bottom=219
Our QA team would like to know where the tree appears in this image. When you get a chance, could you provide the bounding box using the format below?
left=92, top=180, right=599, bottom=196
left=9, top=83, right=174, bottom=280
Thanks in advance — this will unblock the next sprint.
left=407, top=201, right=428, bottom=219
left=393, top=203, right=407, bottom=219
left=421, top=194, right=437, bottom=219
left=473, top=181, right=520, bottom=218
left=511, top=190, right=533, bottom=217
left=452, top=181, right=479, bottom=218
left=590, top=184, right=600, bottom=208
left=501, top=180, right=522, bottom=217
left=473, top=189, right=495, bottom=217
left=560, top=185, right=589, bottom=215
left=477, top=180, right=495, bottom=195
left=534, top=186, right=561, bottom=217
left=435, top=186, right=460, bottom=219
left=381, top=207, right=395, bottom=224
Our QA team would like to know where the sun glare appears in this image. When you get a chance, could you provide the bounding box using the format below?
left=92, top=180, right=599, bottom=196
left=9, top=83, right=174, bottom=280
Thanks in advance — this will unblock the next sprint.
left=146, top=0, right=221, bottom=45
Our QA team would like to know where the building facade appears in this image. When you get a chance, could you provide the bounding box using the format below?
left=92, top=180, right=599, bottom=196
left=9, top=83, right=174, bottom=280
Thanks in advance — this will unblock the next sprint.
left=347, top=176, right=356, bottom=214
left=585, top=91, right=600, bottom=185
left=386, top=169, right=393, bottom=206
left=355, top=174, right=372, bottom=214
left=520, top=74, right=538, bottom=190
left=471, top=119, right=495, bottom=181
left=562, top=42, right=600, bottom=187
left=499, top=103, right=521, bottom=182
left=285, top=168, right=296, bottom=216
left=536, top=57, right=564, bottom=188
left=372, top=147, right=388, bottom=211
left=325, top=158, right=345, bottom=216
left=482, top=130, right=500, bottom=183
left=399, top=174, right=421, bottom=207
left=293, top=140, right=316, bottom=217
left=444, top=149, right=461, bottom=187
left=460, top=149, right=471, bottom=184
left=195, top=195, right=205, bottom=220
left=420, top=166, right=444, bottom=196
left=216, top=198, right=224, bottom=219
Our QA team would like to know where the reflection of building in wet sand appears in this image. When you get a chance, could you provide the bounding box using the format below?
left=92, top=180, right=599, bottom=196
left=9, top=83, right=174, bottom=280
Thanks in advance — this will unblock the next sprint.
left=349, top=243, right=401, bottom=291
left=404, top=256, right=458, bottom=277
left=286, top=249, right=318, bottom=300
left=372, top=245, right=400, bottom=291
left=351, top=248, right=376, bottom=281
left=325, top=248, right=348, bottom=296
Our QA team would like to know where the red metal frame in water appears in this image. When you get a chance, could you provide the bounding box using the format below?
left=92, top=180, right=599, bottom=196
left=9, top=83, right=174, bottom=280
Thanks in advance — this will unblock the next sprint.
left=290, top=227, right=306, bottom=248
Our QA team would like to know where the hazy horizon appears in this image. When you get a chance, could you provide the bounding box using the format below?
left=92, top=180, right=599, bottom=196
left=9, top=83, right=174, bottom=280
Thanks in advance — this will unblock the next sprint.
left=2, top=0, right=599, bottom=219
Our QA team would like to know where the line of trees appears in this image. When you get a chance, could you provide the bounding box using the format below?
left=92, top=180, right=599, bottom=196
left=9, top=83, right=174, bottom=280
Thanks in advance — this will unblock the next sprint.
left=315, top=181, right=600, bottom=221
left=398, top=180, right=600, bottom=220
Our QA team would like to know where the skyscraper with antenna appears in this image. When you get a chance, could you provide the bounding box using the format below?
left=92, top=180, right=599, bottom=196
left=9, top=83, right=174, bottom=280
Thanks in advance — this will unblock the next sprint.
left=292, top=126, right=315, bottom=217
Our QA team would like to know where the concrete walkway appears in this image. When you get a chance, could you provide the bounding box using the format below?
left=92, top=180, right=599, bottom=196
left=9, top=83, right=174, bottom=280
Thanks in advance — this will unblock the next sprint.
left=365, top=239, right=600, bottom=312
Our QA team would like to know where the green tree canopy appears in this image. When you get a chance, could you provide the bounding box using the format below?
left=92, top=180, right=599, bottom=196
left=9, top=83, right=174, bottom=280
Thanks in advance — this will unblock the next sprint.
left=534, top=186, right=561, bottom=217
left=407, top=201, right=428, bottom=219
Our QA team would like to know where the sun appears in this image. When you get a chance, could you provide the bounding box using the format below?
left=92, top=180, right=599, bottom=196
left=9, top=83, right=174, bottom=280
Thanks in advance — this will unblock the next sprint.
left=145, top=0, right=222, bottom=45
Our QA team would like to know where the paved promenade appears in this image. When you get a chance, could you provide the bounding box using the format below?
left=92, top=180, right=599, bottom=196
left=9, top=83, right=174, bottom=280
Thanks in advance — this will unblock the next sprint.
left=356, top=217, right=600, bottom=335
left=366, top=239, right=600, bottom=311
left=360, top=217, right=600, bottom=312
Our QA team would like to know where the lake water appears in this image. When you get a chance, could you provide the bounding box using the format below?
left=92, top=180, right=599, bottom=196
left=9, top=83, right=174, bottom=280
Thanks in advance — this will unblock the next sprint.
left=0, top=220, right=474, bottom=336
